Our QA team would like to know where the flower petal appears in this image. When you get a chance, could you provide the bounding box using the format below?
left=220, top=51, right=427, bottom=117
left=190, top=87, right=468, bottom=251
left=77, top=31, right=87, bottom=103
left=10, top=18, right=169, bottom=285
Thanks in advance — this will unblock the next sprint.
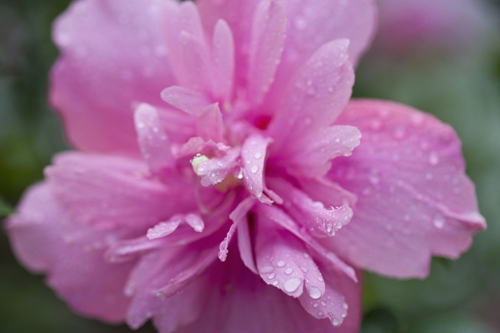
left=164, top=1, right=214, bottom=94
left=50, top=0, right=174, bottom=155
left=247, top=0, right=288, bottom=106
left=274, top=125, right=362, bottom=177
left=212, top=19, right=235, bottom=102
left=126, top=245, right=216, bottom=330
left=241, top=134, right=279, bottom=204
left=134, top=103, right=174, bottom=176
left=161, top=86, right=211, bottom=116
left=269, top=178, right=353, bottom=238
left=197, top=0, right=376, bottom=94
left=179, top=255, right=360, bottom=333
left=45, top=152, right=195, bottom=227
left=196, top=104, right=224, bottom=142
left=268, top=39, right=355, bottom=152
left=298, top=265, right=362, bottom=330
left=254, top=221, right=326, bottom=299
left=255, top=204, right=358, bottom=282
left=327, top=100, right=486, bottom=278
left=6, top=183, right=134, bottom=323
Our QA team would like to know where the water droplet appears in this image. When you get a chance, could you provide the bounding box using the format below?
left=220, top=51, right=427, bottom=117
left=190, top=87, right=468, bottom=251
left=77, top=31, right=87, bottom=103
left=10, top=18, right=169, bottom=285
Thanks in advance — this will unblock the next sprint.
left=260, top=266, right=273, bottom=273
left=433, top=214, right=445, bottom=229
left=332, top=318, right=340, bottom=327
left=251, top=165, right=259, bottom=174
left=308, top=286, right=322, bottom=299
left=272, top=280, right=279, bottom=286
left=429, top=152, right=440, bottom=165
left=343, top=302, right=349, bottom=310
left=254, top=152, right=262, bottom=159
left=300, top=266, right=308, bottom=272
left=284, top=278, right=302, bottom=293
left=284, top=268, right=293, bottom=275
left=277, top=260, right=286, bottom=267
left=268, top=273, right=276, bottom=279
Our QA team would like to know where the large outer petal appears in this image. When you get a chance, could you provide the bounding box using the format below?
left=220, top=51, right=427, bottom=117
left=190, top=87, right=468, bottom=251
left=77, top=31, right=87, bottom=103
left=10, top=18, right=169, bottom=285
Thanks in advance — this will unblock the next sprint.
left=50, top=0, right=175, bottom=155
left=326, top=100, right=486, bottom=279
left=45, top=152, right=195, bottom=228
left=6, top=183, right=134, bottom=323
left=179, top=253, right=361, bottom=333
left=197, top=0, right=376, bottom=92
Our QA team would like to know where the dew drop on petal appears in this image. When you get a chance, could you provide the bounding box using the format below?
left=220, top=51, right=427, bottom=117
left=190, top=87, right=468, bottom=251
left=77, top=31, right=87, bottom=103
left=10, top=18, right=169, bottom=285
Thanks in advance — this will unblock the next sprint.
left=429, top=152, right=440, bottom=165
left=283, top=278, right=302, bottom=293
left=277, top=260, right=286, bottom=267
left=308, top=286, right=322, bottom=299
left=251, top=165, right=259, bottom=174
left=433, top=214, right=445, bottom=229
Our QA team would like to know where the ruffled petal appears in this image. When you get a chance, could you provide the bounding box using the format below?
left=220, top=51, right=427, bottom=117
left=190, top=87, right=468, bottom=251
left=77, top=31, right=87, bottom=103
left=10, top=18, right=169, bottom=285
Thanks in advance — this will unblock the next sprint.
left=254, top=221, right=326, bottom=299
left=298, top=264, right=362, bottom=330
left=134, top=103, right=175, bottom=176
left=126, top=245, right=217, bottom=330
left=179, top=254, right=361, bottom=333
left=274, top=125, right=361, bottom=177
left=6, top=183, right=134, bottom=323
left=247, top=0, right=288, bottom=106
left=327, top=100, right=486, bottom=278
left=241, top=134, right=280, bottom=204
left=197, top=0, right=376, bottom=94
left=269, top=178, right=353, bottom=238
left=45, top=152, right=195, bottom=227
left=268, top=39, right=354, bottom=152
left=212, top=19, right=235, bottom=102
left=163, top=1, right=214, bottom=94
left=50, top=0, right=175, bottom=155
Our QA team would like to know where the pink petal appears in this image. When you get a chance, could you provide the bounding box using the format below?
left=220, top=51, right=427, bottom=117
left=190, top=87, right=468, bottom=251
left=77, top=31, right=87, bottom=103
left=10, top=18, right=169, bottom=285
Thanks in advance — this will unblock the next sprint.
left=50, top=0, right=174, bottom=155
left=255, top=204, right=358, bottom=282
left=241, top=134, right=279, bottom=204
left=134, top=103, right=174, bottom=176
left=327, top=99, right=486, bottom=278
left=212, top=19, right=235, bottom=102
left=247, top=0, right=288, bottom=106
left=161, top=86, right=211, bottom=116
left=268, top=39, right=354, bottom=151
left=298, top=265, right=362, bottom=330
left=196, top=103, right=224, bottom=142
left=197, top=0, right=376, bottom=96
left=218, top=197, right=256, bottom=262
left=254, top=222, right=326, bottom=299
left=45, top=152, right=195, bottom=227
left=179, top=255, right=360, bottom=333
left=270, top=178, right=353, bottom=238
left=126, top=246, right=215, bottom=330
left=297, top=177, right=358, bottom=207
left=147, top=215, right=183, bottom=240
left=274, top=125, right=362, bottom=177
left=237, top=218, right=258, bottom=274
left=185, top=213, right=205, bottom=233
left=163, top=2, right=214, bottom=94
left=196, top=148, right=241, bottom=187
left=6, top=183, right=134, bottom=323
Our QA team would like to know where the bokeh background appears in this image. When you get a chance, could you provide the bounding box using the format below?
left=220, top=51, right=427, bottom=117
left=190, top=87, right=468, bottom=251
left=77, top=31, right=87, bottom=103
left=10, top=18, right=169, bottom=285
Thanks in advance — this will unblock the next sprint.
left=0, top=0, right=499, bottom=332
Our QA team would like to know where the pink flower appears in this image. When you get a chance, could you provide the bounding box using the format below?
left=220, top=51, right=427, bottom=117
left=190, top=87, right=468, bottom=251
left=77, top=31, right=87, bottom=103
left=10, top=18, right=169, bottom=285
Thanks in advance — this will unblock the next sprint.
left=7, top=0, right=485, bottom=332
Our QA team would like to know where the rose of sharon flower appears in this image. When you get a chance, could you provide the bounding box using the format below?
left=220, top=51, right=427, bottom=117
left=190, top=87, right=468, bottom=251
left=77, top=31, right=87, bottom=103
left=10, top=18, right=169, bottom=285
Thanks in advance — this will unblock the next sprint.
left=7, top=0, right=485, bottom=332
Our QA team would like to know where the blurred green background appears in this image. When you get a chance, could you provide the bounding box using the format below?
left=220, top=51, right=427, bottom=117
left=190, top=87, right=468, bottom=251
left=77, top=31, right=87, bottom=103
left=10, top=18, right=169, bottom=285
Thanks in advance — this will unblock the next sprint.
left=0, top=0, right=499, bottom=332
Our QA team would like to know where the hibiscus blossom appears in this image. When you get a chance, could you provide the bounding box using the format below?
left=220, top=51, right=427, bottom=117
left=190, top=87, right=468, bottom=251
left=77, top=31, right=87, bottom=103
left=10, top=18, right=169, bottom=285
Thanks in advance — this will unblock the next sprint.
left=7, top=0, right=485, bottom=332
